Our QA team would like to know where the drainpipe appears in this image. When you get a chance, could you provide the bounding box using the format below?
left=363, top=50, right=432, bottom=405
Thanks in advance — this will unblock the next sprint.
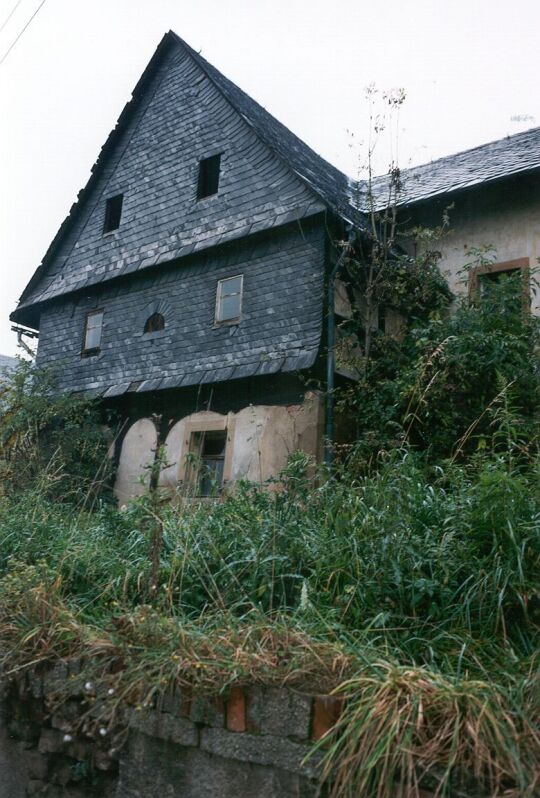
left=324, top=228, right=356, bottom=468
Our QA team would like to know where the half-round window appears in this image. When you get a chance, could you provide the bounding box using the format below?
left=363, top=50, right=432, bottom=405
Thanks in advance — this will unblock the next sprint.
left=144, top=312, right=165, bottom=334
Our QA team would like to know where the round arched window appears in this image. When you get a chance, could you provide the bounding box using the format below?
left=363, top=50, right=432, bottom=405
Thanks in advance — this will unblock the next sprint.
left=144, top=312, right=165, bottom=333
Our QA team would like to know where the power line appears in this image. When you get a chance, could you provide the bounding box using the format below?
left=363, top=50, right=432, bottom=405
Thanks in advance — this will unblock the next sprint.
left=0, top=0, right=24, bottom=34
left=0, top=0, right=47, bottom=66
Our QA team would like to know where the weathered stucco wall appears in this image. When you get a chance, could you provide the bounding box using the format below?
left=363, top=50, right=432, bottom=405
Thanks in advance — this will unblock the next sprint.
left=114, top=418, right=158, bottom=506
left=411, top=177, right=540, bottom=314
left=114, top=392, right=324, bottom=505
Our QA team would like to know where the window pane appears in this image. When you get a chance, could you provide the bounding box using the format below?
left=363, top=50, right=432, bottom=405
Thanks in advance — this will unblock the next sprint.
left=199, top=457, right=225, bottom=496
left=221, top=276, right=242, bottom=296
left=219, top=293, right=241, bottom=321
left=202, top=430, right=227, bottom=456
left=84, top=311, right=103, bottom=350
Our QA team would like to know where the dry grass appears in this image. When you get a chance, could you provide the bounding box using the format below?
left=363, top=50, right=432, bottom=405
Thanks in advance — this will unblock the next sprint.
left=317, top=663, right=540, bottom=798
left=1, top=564, right=539, bottom=797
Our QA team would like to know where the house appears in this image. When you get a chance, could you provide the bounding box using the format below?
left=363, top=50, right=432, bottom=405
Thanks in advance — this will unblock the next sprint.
left=371, top=129, right=540, bottom=311
left=10, top=31, right=540, bottom=504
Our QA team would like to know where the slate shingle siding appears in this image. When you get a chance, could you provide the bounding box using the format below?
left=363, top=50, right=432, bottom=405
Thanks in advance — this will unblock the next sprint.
left=36, top=222, right=325, bottom=396
left=17, top=44, right=324, bottom=312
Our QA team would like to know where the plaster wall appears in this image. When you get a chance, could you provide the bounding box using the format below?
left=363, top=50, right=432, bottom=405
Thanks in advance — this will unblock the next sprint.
left=115, top=418, right=158, bottom=506
left=412, top=178, right=540, bottom=314
left=115, top=392, right=324, bottom=504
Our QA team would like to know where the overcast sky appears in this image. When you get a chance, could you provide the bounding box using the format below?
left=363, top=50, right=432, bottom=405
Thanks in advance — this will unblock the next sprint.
left=1, top=0, right=539, bottom=356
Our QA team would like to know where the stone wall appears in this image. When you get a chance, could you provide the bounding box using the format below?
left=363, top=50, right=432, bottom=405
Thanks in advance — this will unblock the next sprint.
left=0, top=664, right=342, bottom=798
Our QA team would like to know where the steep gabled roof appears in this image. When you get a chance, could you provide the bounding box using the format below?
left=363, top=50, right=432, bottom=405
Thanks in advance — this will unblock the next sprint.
left=12, top=31, right=359, bottom=325
left=170, top=33, right=359, bottom=225
left=368, top=126, right=540, bottom=209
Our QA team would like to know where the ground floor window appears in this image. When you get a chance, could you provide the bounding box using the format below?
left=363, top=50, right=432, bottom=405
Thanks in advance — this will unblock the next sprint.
left=190, top=429, right=227, bottom=496
left=178, top=416, right=235, bottom=497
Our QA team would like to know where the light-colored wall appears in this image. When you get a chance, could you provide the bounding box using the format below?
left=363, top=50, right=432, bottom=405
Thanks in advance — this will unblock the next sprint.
left=115, top=418, right=158, bottom=507
left=412, top=178, right=540, bottom=314
left=114, top=393, right=324, bottom=504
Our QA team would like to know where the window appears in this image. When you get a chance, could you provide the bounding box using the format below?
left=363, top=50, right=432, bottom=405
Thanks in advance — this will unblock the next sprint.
left=144, top=312, right=165, bottom=333
left=469, top=258, right=530, bottom=311
left=197, top=154, right=221, bottom=199
left=82, top=310, right=103, bottom=353
left=191, top=430, right=227, bottom=496
left=103, top=194, right=123, bottom=233
left=178, top=417, right=236, bottom=498
left=216, top=275, right=243, bottom=323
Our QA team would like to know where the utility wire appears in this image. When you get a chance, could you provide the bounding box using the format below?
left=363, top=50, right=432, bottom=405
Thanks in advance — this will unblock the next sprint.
left=0, top=0, right=47, bottom=66
left=0, top=0, right=24, bottom=34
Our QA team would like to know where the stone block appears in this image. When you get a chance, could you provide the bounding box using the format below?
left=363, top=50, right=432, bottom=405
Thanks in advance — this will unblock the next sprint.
left=117, top=734, right=319, bottom=798
left=26, top=779, right=47, bottom=796
left=50, top=759, right=75, bottom=786
left=200, top=727, right=320, bottom=777
left=38, top=728, right=65, bottom=754
left=27, top=672, right=44, bottom=699
left=129, top=708, right=198, bottom=747
left=42, top=663, right=69, bottom=696
left=246, top=687, right=311, bottom=740
left=189, top=694, right=224, bottom=728
left=24, top=749, right=49, bottom=779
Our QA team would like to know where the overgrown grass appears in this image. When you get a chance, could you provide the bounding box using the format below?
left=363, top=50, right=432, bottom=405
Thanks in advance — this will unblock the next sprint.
left=0, top=450, right=538, bottom=795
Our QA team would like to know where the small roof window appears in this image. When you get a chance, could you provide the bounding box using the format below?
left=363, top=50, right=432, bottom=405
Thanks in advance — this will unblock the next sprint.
left=197, top=154, right=221, bottom=199
left=103, top=194, right=123, bottom=234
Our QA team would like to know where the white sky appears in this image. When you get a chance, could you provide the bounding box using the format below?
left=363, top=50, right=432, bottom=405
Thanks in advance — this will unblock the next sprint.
left=1, top=0, right=539, bottom=356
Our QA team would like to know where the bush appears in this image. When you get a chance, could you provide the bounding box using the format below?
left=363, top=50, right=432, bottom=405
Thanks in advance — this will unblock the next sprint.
left=340, top=267, right=540, bottom=461
left=0, top=360, right=114, bottom=501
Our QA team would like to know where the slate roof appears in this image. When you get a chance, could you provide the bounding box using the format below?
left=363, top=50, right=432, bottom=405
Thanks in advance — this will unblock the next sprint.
left=170, top=33, right=361, bottom=225
left=368, top=126, right=540, bottom=209
left=12, top=31, right=359, bottom=323
left=11, top=29, right=540, bottom=327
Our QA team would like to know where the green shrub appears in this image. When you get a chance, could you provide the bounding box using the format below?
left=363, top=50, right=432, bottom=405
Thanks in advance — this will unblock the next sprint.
left=0, top=360, right=114, bottom=501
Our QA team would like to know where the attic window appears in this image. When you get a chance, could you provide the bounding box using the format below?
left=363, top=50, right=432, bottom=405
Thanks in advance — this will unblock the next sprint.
left=216, top=275, right=243, bottom=323
left=82, top=309, right=103, bottom=354
left=103, top=194, right=123, bottom=233
left=197, top=154, right=221, bottom=199
left=144, top=312, right=165, bottom=334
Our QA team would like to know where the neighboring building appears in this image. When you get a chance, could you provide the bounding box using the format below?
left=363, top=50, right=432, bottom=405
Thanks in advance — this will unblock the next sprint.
left=10, top=31, right=540, bottom=503
left=0, top=355, right=17, bottom=380
left=371, top=129, right=540, bottom=313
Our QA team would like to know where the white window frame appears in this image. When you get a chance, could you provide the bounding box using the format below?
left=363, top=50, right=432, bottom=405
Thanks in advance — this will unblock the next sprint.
left=82, top=309, right=104, bottom=353
left=215, top=274, right=243, bottom=324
